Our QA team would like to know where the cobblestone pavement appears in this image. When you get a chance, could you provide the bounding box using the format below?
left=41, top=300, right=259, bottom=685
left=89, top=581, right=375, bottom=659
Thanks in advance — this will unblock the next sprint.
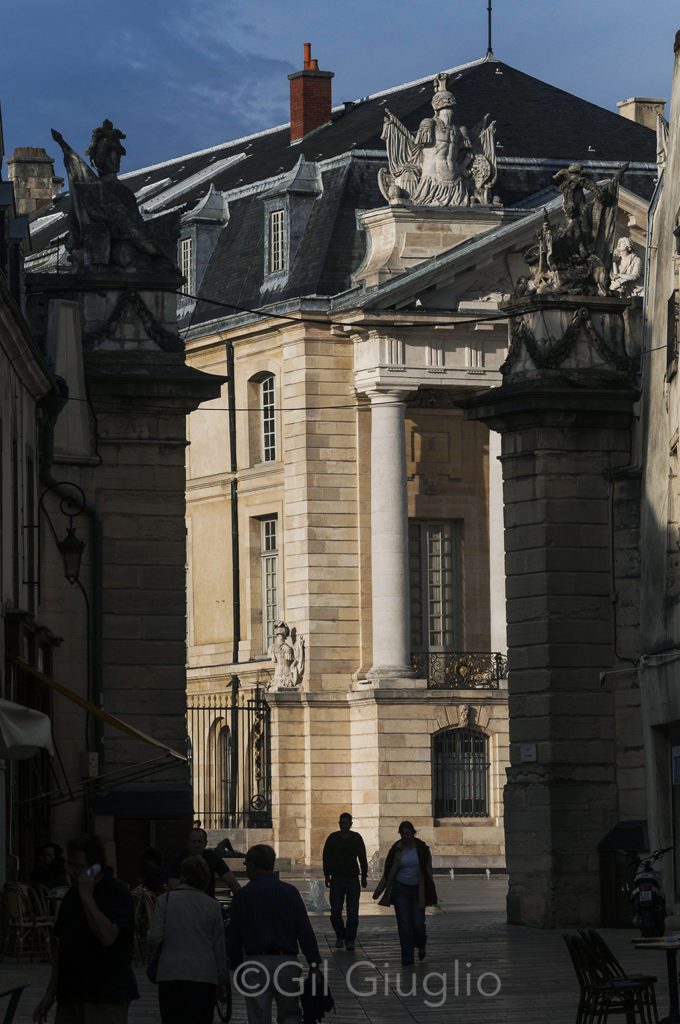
left=0, top=875, right=672, bottom=1023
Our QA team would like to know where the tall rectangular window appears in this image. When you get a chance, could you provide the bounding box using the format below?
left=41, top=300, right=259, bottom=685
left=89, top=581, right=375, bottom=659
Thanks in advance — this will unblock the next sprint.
left=269, top=210, right=285, bottom=273
left=409, top=520, right=459, bottom=652
left=261, top=516, right=279, bottom=652
left=180, top=237, right=193, bottom=285
left=667, top=290, right=679, bottom=382
left=261, top=376, right=276, bottom=462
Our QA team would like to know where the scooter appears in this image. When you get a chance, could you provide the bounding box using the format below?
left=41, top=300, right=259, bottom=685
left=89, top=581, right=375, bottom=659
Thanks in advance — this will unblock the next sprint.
left=627, top=847, right=672, bottom=937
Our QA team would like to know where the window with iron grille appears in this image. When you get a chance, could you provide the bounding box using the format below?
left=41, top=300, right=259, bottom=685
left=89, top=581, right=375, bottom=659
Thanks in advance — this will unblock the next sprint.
left=180, top=237, right=192, bottom=285
left=269, top=210, right=285, bottom=273
left=409, top=520, right=460, bottom=651
left=261, top=516, right=279, bottom=652
left=261, top=375, right=276, bottom=462
left=432, top=728, right=490, bottom=817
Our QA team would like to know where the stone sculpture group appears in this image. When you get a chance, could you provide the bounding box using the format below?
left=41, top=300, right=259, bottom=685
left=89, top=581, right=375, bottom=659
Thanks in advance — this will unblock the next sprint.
left=520, top=162, right=639, bottom=298
left=51, top=119, right=171, bottom=272
left=378, top=73, right=499, bottom=207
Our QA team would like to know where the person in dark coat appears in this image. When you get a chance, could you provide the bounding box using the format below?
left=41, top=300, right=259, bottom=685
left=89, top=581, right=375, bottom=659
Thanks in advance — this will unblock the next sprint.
left=32, top=834, right=138, bottom=1023
left=372, top=821, right=437, bottom=966
left=322, top=813, right=367, bottom=951
left=168, top=827, right=239, bottom=898
left=229, top=844, right=321, bottom=1024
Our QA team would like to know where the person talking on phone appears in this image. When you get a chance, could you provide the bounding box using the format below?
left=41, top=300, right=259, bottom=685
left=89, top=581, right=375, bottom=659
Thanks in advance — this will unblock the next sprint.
left=32, top=834, right=139, bottom=1024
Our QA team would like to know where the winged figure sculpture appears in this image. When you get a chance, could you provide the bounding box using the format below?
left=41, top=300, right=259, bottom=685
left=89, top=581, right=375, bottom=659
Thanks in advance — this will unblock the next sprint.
left=378, top=73, right=499, bottom=207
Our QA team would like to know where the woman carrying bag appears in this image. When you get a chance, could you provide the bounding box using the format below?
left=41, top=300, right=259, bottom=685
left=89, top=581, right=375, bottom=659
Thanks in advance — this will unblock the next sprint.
left=372, top=821, right=437, bottom=966
left=148, top=855, right=228, bottom=1024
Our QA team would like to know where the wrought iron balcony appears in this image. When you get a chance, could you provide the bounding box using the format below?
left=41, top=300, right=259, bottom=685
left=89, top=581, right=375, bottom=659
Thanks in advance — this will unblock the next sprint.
left=411, top=651, right=507, bottom=689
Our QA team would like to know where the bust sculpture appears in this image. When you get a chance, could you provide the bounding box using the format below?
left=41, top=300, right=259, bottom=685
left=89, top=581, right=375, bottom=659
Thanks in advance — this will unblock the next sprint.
left=378, top=73, right=498, bottom=207
left=609, top=237, right=643, bottom=297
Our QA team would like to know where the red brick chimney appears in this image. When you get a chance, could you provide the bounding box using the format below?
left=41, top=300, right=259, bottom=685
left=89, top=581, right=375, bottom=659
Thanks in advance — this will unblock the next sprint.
left=288, top=44, right=334, bottom=143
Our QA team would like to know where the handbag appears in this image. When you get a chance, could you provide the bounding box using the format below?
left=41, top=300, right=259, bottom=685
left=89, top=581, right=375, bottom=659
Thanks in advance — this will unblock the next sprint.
left=146, top=892, right=169, bottom=983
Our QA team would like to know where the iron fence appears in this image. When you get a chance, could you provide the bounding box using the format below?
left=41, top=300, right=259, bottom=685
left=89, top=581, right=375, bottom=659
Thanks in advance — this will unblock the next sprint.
left=187, top=685, right=271, bottom=830
left=411, top=651, right=507, bottom=688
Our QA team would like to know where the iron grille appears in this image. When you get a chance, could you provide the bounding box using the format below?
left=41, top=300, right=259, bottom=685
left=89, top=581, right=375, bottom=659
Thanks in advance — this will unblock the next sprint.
left=411, top=651, right=507, bottom=688
left=432, top=728, right=489, bottom=818
left=187, top=688, right=271, bottom=829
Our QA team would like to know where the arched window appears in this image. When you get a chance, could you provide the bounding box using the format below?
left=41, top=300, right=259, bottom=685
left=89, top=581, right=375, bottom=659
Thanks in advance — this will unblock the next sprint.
left=261, top=375, right=276, bottom=462
left=207, top=722, right=233, bottom=828
left=247, top=372, right=278, bottom=467
left=432, top=728, right=489, bottom=818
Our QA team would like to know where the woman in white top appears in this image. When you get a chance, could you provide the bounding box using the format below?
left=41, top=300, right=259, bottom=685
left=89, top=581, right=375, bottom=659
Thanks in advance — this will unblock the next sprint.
left=148, top=854, right=228, bottom=1024
left=372, top=821, right=437, bottom=966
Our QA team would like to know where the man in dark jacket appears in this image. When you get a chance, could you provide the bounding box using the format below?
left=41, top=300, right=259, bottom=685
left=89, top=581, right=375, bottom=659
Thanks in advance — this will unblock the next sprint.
left=322, top=813, right=368, bottom=951
left=229, top=844, right=322, bottom=1024
left=32, top=834, right=139, bottom=1023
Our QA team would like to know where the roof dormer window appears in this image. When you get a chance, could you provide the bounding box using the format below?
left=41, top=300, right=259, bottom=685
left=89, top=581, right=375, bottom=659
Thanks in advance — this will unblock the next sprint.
left=269, top=210, right=286, bottom=274
left=180, top=236, right=193, bottom=288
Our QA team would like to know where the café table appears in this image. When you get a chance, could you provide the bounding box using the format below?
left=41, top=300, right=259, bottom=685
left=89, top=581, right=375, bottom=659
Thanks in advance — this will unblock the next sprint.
left=633, top=936, right=680, bottom=1024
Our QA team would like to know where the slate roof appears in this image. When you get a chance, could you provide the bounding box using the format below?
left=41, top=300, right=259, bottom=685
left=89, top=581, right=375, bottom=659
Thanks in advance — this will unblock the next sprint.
left=123, top=55, right=657, bottom=200
left=28, top=53, right=658, bottom=332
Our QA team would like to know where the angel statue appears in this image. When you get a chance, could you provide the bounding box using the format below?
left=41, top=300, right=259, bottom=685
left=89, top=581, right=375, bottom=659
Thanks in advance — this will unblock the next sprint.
left=378, top=72, right=498, bottom=207
left=267, top=621, right=305, bottom=692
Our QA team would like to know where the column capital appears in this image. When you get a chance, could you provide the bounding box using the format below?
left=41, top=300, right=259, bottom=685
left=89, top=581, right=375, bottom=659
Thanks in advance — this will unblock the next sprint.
left=364, top=385, right=417, bottom=405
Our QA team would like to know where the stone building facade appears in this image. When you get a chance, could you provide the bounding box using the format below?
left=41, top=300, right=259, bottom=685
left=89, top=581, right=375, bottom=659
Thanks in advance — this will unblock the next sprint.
left=0, top=123, right=56, bottom=883
left=29, top=47, right=659, bottom=878
left=639, top=31, right=680, bottom=912
left=0, top=115, right=221, bottom=885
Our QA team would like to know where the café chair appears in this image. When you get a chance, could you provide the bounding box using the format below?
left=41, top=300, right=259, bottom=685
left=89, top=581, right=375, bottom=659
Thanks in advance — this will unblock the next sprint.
left=563, top=932, right=658, bottom=1023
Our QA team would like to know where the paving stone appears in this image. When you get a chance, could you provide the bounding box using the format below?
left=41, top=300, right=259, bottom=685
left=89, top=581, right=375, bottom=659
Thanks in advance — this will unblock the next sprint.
left=0, top=876, right=672, bottom=1024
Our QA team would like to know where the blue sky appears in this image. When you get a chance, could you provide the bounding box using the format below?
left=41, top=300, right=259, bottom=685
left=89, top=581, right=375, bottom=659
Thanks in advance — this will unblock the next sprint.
left=1, top=0, right=678, bottom=176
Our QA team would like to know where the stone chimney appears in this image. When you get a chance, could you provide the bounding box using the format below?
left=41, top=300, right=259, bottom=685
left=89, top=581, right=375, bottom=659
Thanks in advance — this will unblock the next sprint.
left=6, top=147, right=63, bottom=216
left=616, top=97, right=667, bottom=131
left=288, top=43, right=334, bottom=143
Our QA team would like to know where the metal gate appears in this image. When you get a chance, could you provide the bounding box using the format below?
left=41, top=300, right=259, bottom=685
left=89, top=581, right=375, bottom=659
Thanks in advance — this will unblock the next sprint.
left=187, top=681, right=271, bottom=829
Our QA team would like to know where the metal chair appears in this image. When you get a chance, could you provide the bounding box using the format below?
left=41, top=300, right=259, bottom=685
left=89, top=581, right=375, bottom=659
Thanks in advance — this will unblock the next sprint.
left=130, top=885, right=157, bottom=966
left=2, top=885, right=35, bottom=961
left=563, top=932, right=658, bottom=1023
left=2, top=883, right=52, bottom=962
left=580, top=930, right=657, bottom=987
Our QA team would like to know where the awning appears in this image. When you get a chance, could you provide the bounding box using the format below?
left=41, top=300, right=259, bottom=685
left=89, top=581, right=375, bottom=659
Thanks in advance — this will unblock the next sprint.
left=0, top=697, right=55, bottom=759
left=15, top=660, right=187, bottom=762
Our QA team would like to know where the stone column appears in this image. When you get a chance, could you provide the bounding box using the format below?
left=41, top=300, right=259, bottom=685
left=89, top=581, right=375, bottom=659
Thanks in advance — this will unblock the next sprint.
left=366, top=388, right=415, bottom=683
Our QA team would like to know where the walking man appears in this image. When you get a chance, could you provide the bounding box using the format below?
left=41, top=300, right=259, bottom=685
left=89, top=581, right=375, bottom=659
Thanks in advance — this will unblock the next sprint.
left=229, top=844, right=322, bottom=1024
left=323, top=813, right=367, bottom=951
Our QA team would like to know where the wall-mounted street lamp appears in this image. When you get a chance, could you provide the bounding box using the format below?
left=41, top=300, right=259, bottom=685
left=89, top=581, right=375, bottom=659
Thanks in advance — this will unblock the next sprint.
left=57, top=525, right=86, bottom=584
left=38, top=482, right=88, bottom=588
